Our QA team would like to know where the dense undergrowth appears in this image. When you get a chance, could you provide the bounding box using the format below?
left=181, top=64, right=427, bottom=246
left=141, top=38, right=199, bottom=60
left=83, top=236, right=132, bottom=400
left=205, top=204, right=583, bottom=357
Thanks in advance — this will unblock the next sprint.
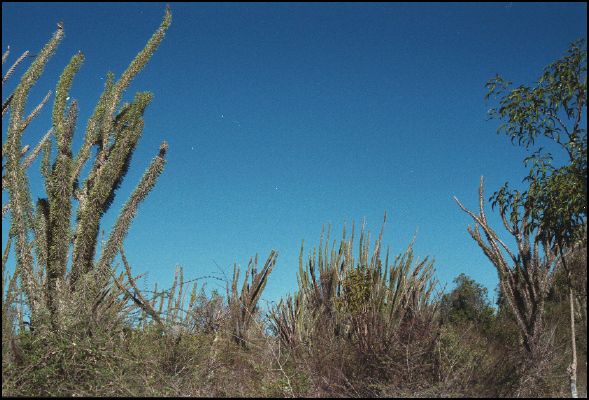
left=2, top=6, right=587, bottom=397
left=2, top=220, right=586, bottom=397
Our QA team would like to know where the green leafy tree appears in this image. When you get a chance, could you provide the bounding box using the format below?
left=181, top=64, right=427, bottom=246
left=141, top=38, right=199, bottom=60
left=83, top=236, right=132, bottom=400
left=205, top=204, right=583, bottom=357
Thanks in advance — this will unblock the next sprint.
left=485, top=39, right=586, bottom=247
left=484, top=38, right=587, bottom=397
left=440, top=273, right=494, bottom=329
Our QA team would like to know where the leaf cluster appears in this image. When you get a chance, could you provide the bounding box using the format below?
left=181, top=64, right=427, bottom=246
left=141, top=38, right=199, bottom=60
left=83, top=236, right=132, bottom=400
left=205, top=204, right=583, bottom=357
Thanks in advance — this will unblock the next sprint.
left=486, top=39, right=587, bottom=248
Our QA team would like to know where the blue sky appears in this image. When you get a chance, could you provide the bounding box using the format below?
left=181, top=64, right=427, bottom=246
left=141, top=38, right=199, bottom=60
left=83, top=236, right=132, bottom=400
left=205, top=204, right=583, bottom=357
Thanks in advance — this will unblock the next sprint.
left=2, top=2, right=587, bottom=308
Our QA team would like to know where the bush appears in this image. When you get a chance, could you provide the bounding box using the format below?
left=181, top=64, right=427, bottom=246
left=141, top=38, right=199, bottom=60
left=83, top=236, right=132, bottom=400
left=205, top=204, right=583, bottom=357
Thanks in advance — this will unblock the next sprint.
left=270, top=216, right=443, bottom=396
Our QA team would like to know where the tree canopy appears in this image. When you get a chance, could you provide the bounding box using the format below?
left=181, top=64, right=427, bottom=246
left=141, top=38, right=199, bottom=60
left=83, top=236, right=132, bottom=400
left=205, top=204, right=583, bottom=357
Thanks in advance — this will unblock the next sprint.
left=486, top=39, right=587, bottom=248
left=441, top=273, right=494, bottom=328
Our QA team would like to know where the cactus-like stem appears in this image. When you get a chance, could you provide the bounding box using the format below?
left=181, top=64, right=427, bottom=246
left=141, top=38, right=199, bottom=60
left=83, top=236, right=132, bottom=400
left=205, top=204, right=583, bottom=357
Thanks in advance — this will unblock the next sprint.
left=3, top=7, right=172, bottom=330
left=2, top=128, right=52, bottom=218
left=228, top=250, right=278, bottom=347
left=454, top=176, right=559, bottom=358
left=70, top=92, right=153, bottom=287
left=4, top=26, right=64, bottom=316
left=270, top=216, right=438, bottom=351
left=43, top=52, right=84, bottom=328
left=94, top=141, right=168, bottom=276
left=2, top=50, right=29, bottom=85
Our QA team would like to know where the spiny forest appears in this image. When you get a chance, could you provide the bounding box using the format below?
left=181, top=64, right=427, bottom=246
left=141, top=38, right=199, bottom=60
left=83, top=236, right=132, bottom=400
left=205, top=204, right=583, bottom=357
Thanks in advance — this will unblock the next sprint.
left=2, top=6, right=586, bottom=397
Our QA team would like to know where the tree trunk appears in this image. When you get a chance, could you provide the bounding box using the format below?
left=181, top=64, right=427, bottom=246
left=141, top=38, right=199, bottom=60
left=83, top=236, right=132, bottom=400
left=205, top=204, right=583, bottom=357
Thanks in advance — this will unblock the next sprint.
left=568, top=287, right=578, bottom=398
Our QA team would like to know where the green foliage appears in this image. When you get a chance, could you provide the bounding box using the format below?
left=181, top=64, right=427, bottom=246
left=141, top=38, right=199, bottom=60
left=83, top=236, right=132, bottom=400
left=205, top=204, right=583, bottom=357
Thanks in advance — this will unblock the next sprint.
left=440, top=273, right=494, bottom=329
left=337, top=265, right=373, bottom=315
left=434, top=324, right=492, bottom=395
left=477, top=39, right=588, bottom=396
left=486, top=39, right=587, bottom=247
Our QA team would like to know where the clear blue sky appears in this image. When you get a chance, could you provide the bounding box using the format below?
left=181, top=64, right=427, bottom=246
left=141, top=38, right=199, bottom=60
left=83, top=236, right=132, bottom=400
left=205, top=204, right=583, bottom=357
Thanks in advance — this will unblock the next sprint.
left=2, top=2, right=587, bottom=308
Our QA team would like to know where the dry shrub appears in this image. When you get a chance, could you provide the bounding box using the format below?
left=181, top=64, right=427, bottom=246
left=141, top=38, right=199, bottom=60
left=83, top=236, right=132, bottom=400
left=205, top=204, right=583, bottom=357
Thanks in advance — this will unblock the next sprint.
left=270, top=216, right=443, bottom=397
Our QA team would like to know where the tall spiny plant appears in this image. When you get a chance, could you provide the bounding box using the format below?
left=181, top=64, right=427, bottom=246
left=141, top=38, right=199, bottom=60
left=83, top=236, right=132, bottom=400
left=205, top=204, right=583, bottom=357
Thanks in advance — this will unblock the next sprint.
left=228, top=250, right=278, bottom=347
left=270, top=214, right=440, bottom=352
left=2, top=43, right=54, bottom=360
left=2, top=6, right=172, bottom=333
left=4, top=25, right=65, bottom=319
left=454, top=177, right=560, bottom=375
